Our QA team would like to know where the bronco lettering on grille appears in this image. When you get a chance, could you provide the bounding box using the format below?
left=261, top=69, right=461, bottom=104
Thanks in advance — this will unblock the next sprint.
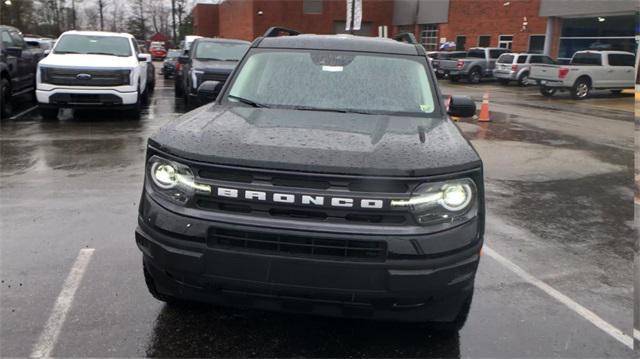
left=215, top=186, right=385, bottom=209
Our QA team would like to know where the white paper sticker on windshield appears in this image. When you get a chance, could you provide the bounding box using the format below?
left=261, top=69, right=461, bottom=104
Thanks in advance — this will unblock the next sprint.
left=322, top=65, right=343, bottom=72
left=420, top=104, right=433, bottom=113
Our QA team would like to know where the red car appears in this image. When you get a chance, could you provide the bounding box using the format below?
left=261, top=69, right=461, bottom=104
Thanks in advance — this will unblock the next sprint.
left=149, top=46, right=167, bottom=60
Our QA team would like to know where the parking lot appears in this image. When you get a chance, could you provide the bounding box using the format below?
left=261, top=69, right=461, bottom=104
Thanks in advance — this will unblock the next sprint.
left=0, top=66, right=636, bottom=357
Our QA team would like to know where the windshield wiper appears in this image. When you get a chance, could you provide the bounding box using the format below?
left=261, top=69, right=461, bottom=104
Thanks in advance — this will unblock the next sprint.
left=292, top=106, right=375, bottom=115
left=54, top=51, right=82, bottom=54
left=87, top=52, right=126, bottom=57
left=228, top=95, right=269, bottom=108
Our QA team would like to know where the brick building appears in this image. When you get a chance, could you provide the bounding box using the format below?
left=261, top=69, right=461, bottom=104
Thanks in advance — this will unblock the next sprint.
left=191, top=0, right=638, bottom=61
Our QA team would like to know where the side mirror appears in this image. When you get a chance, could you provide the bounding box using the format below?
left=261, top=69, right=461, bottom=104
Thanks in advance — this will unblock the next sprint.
left=197, top=80, right=222, bottom=104
left=178, top=55, right=190, bottom=65
left=43, top=49, right=51, bottom=56
left=447, top=96, right=476, bottom=118
left=138, top=53, right=152, bottom=63
left=5, top=47, right=22, bottom=57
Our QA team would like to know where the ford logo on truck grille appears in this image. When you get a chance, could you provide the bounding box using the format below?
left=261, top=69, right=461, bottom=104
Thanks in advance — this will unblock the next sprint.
left=76, top=73, right=92, bottom=80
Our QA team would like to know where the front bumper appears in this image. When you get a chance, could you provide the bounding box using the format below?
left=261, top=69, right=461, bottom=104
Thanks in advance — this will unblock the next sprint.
left=136, top=192, right=483, bottom=322
left=37, top=87, right=138, bottom=108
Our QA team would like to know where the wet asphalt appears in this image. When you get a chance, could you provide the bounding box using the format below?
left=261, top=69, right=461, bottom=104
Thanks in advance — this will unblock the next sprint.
left=0, top=68, right=636, bottom=358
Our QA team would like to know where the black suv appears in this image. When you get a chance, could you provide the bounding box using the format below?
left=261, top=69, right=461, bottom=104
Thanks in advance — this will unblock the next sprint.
left=1, top=25, right=40, bottom=119
left=177, top=38, right=250, bottom=109
left=137, top=28, right=483, bottom=330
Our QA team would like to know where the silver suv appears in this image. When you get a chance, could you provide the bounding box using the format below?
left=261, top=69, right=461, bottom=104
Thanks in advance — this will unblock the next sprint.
left=494, top=53, right=555, bottom=86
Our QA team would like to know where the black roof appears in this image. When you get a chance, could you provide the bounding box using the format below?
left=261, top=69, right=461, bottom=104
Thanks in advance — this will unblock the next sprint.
left=256, top=34, right=422, bottom=56
left=0, top=25, right=20, bottom=32
left=196, top=37, right=251, bottom=45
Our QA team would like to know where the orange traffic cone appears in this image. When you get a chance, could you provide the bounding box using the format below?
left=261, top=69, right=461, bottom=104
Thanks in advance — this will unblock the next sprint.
left=478, top=92, right=490, bottom=122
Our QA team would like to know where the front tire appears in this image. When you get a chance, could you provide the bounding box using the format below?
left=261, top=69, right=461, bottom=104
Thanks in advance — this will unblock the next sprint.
left=539, top=86, right=556, bottom=97
left=468, top=68, right=481, bottom=84
left=40, top=107, right=59, bottom=120
left=430, top=288, right=474, bottom=333
left=143, top=259, right=181, bottom=305
left=572, top=77, right=591, bottom=100
left=1, top=78, right=13, bottom=120
left=518, top=72, right=529, bottom=87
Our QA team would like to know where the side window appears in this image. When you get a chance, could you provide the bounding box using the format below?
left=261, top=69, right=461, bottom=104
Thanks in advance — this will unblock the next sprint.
left=1, top=31, right=15, bottom=48
left=541, top=56, right=555, bottom=64
left=608, top=54, right=635, bottom=67
left=517, top=56, right=527, bottom=64
left=489, top=49, right=504, bottom=59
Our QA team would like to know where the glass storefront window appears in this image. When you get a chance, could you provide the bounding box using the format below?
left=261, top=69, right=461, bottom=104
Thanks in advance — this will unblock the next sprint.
left=561, top=15, right=635, bottom=38
left=558, top=38, right=636, bottom=59
left=558, top=14, right=636, bottom=61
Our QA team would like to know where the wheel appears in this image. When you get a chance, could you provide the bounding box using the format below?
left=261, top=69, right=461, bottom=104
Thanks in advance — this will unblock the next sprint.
left=174, top=78, right=184, bottom=97
left=430, top=288, right=474, bottom=333
left=143, top=259, right=181, bottom=305
left=39, top=107, right=59, bottom=120
left=468, top=68, right=481, bottom=84
left=184, top=92, right=193, bottom=111
left=517, top=72, right=529, bottom=87
left=498, top=79, right=510, bottom=85
left=127, top=90, right=143, bottom=119
left=539, top=86, right=556, bottom=97
left=1, top=78, right=13, bottom=120
left=571, top=77, right=591, bottom=100
left=449, top=75, right=459, bottom=83
left=140, top=87, right=150, bottom=106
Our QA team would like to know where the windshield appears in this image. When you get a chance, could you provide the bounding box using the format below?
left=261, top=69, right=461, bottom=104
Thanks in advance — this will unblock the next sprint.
left=227, top=50, right=437, bottom=116
left=54, top=34, right=132, bottom=57
left=166, top=49, right=181, bottom=58
left=195, top=41, right=250, bottom=61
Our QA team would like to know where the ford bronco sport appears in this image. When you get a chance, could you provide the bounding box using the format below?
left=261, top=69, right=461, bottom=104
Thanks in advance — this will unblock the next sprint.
left=136, top=28, right=483, bottom=331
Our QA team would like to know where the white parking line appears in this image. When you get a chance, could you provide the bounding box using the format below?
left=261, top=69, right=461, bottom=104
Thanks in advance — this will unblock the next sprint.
left=484, top=246, right=633, bottom=350
left=9, top=105, right=38, bottom=120
left=634, top=328, right=640, bottom=342
left=30, top=248, right=95, bottom=358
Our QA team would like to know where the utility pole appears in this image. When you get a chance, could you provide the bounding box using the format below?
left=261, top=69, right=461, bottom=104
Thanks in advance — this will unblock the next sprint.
left=71, top=0, right=76, bottom=29
left=171, top=0, right=177, bottom=44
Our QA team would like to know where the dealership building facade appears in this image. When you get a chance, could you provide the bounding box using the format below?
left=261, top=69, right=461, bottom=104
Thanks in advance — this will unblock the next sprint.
left=192, top=0, right=638, bottom=61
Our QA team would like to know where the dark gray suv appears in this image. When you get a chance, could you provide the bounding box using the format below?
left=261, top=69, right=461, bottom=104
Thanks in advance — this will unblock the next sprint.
left=137, top=28, right=483, bottom=331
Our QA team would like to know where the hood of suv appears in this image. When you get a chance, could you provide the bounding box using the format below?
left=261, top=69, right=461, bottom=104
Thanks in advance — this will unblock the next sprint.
left=40, top=54, right=137, bottom=69
left=192, top=59, right=237, bottom=72
left=150, top=105, right=482, bottom=177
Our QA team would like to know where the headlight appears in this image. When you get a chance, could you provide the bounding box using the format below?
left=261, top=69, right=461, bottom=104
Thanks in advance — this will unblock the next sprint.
left=391, top=178, right=477, bottom=226
left=147, top=156, right=211, bottom=204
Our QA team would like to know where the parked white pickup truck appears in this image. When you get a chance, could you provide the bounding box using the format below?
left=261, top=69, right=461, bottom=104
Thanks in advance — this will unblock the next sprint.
left=530, top=50, right=635, bottom=99
left=36, top=30, right=152, bottom=119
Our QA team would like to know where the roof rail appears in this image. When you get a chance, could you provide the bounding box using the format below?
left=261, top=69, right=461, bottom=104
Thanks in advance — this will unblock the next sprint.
left=393, top=32, right=417, bottom=44
left=263, top=27, right=301, bottom=38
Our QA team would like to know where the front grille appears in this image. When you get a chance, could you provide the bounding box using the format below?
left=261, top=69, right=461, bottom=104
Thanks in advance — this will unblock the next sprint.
left=42, top=68, right=130, bottom=86
left=190, top=161, right=416, bottom=225
left=201, top=72, right=229, bottom=82
left=196, top=72, right=230, bottom=89
left=208, top=228, right=387, bottom=261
